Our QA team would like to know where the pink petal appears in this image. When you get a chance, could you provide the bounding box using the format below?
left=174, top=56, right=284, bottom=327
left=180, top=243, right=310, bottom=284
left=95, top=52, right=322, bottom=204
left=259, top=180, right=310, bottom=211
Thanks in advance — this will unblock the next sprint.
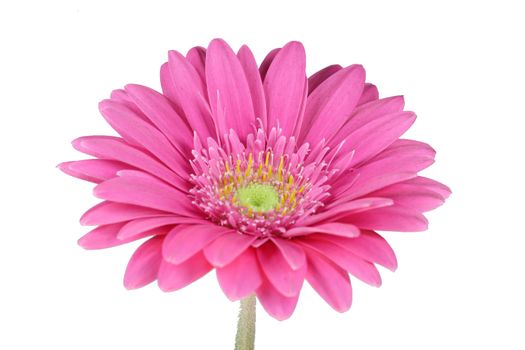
left=299, top=65, right=366, bottom=146
left=206, top=39, right=255, bottom=141
left=72, top=136, right=186, bottom=191
left=343, top=205, right=429, bottom=232
left=259, top=48, right=280, bottom=79
left=403, top=176, right=452, bottom=199
left=270, top=237, right=306, bottom=270
left=304, top=248, right=352, bottom=312
left=310, top=231, right=397, bottom=271
left=168, top=50, right=216, bottom=142
left=329, top=96, right=405, bottom=148
left=162, top=224, right=233, bottom=264
left=357, top=83, right=379, bottom=105
left=160, top=62, right=185, bottom=117
left=256, top=277, right=299, bottom=321
left=307, top=64, right=342, bottom=94
left=299, top=238, right=381, bottom=287
left=186, top=46, right=206, bottom=83
left=78, top=222, right=124, bottom=249
left=299, top=198, right=393, bottom=226
left=124, top=236, right=163, bottom=289
left=80, top=201, right=168, bottom=226
left=58, top=159, right=129, bottom=183
left=157, top=252, right=212, bottom=292
left=331, top=139, right=436, bottom=201
left=347, top=231, right=397, bottom=270
left=99, top=100, right=190, bottom=180
left=124, top=84, right=193, bottom=156
left=203, top=232, right=256, bottom=268
left=369, top=179, right=447, bottom=212
left=93, top=171, right=197, bottom=217
left=340, top=111, right=417, bottom=167
left=238, top=45, right=267, bottom=127
left=216, top=248, right=262, bottom=301
left=283, top=222, right=360, bottom=238
left=118, top=216, right=209, bottom=240
left=78, top=223, right=170, bottom=250
left=257, top=241, right=306, bottom=297
left=264, top=41, right=306, bottom=136
left=109, top=89, right=147, bottom=118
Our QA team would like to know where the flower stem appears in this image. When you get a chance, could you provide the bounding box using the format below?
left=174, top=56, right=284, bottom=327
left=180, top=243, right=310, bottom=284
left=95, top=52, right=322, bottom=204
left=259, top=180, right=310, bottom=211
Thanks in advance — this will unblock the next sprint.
left=234, top=294, right=256, bottom=350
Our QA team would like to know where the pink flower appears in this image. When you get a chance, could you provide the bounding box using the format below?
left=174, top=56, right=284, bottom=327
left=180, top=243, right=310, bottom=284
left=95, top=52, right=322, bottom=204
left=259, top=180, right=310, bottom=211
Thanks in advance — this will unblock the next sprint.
left=59, top=39, right=450, bottom=320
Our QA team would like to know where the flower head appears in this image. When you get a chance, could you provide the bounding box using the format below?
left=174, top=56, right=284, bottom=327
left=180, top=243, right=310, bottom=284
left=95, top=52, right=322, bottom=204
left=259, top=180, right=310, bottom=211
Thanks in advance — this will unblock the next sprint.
left=59, top=39, right=450, bottom=320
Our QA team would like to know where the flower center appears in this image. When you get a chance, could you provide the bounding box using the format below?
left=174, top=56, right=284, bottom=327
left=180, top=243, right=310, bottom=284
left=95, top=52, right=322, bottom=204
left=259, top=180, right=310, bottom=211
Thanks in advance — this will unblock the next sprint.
left=236, top=183, right=279, bottom=212
left=189, top=126, right=333, bottom=237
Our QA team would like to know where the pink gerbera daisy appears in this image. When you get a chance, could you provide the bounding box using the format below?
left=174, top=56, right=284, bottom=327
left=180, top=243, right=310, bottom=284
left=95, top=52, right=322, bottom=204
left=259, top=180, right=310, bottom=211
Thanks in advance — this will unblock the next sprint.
left=60, top=39, right=449, bottom=327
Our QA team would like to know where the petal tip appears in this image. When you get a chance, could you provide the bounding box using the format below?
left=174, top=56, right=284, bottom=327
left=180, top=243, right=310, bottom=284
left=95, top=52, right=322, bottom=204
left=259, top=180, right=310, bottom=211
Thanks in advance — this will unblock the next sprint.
left=77, top=236, right=91, bottom=250
left=71, top=137, right=84, bottom=150
left=79, top=216, right=90, bottom=226
left=208, top=38, right=231, bottom=51
left=284, top=40, right=305, bottom=51
left=56, top=161, right=71, bottom=172
left=157, top=281, right=172, bottom=293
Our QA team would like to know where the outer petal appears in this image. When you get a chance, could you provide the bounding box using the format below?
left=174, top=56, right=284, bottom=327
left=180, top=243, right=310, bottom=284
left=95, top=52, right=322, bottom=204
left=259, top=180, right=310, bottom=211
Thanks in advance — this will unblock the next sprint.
left=337, top=111, right=417, bottom=167
left=331, top=139, right=436, bottom=201
left=309, top=231, right=398, bottom=271
left=109, top=89, right=146, bottom=118
left=93, top=171, right=197, bottom=217
left=78, top=223, right=124, bottom=249
left=257, top=241, right=306, bottom=297
left=270, top=237, right=306, bottom=270
left=357, top=83, right=379, bottom=105
left=157, top=252, right=212, bottom=292
left=283, top=222, right=360, bottom=238
left=238, top=45, right=267, bottom=126
left=264, top=41, right=306, bottom=136
left=299, top=198, right=393, bottom=226
left=206, top=39, right=255, bottom=141
left=72, top=136, right=185, bottom=190
left=117, top=216, right=209, bottom=240
left=299, top=238, right=381, bottom=287
left=162, top=224, right=233, bottom=264
left=305, top=247, right=353, bottom=312
left=216, top=248, right=263, bottom=301
left=58, top=159, right=129, bottom=183
left=78, top=223, right=170, bottom=250
left=307, top=64, right=342, bottom=94
left=168, top=50, right=216, bottom=142
left=369, top=178, right=447, bottom=212
left=203, top=232, right=257, bottom=267
left=124, top=84, right=193, bottom=156
left=186, top=46, right=206, bottom=83
left=399, top=176, right=452, bottom=199
left=160, top=62, right=185, bottom=117
left=124, top=236, right=163, bottom=289
left=256, top=277, right=299, bottom=321
left=342, top=205, right=429, bottom=232
left=299, top=65, right=366, bottom=146
left=259, top=48, right=280, bottom=79
left=329, top=96, right=405, bottom=147
left=99, top=100, right=190, bottom=180
left=80, top=201, right=168, bottom=226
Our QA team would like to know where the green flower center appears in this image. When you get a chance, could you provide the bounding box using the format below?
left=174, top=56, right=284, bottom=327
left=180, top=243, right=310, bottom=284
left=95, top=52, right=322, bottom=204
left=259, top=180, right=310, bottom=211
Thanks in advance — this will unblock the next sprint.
left=236, top=183, right=279, bottom=212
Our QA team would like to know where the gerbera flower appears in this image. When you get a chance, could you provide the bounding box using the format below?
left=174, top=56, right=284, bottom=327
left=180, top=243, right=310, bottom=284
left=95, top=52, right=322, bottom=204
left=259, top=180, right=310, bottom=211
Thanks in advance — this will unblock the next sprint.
left=59, top=39, right=450, bottom=322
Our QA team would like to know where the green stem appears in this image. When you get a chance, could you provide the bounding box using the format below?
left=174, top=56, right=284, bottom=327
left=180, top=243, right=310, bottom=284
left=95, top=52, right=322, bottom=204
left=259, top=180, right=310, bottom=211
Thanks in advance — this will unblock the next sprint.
left=234, top=295, right=256, bottom=350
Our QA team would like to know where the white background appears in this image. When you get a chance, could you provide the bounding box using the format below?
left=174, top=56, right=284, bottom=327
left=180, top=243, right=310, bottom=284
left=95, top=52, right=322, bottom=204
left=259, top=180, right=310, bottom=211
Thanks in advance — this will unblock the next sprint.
left=1, top=1, right=524, bottom=349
